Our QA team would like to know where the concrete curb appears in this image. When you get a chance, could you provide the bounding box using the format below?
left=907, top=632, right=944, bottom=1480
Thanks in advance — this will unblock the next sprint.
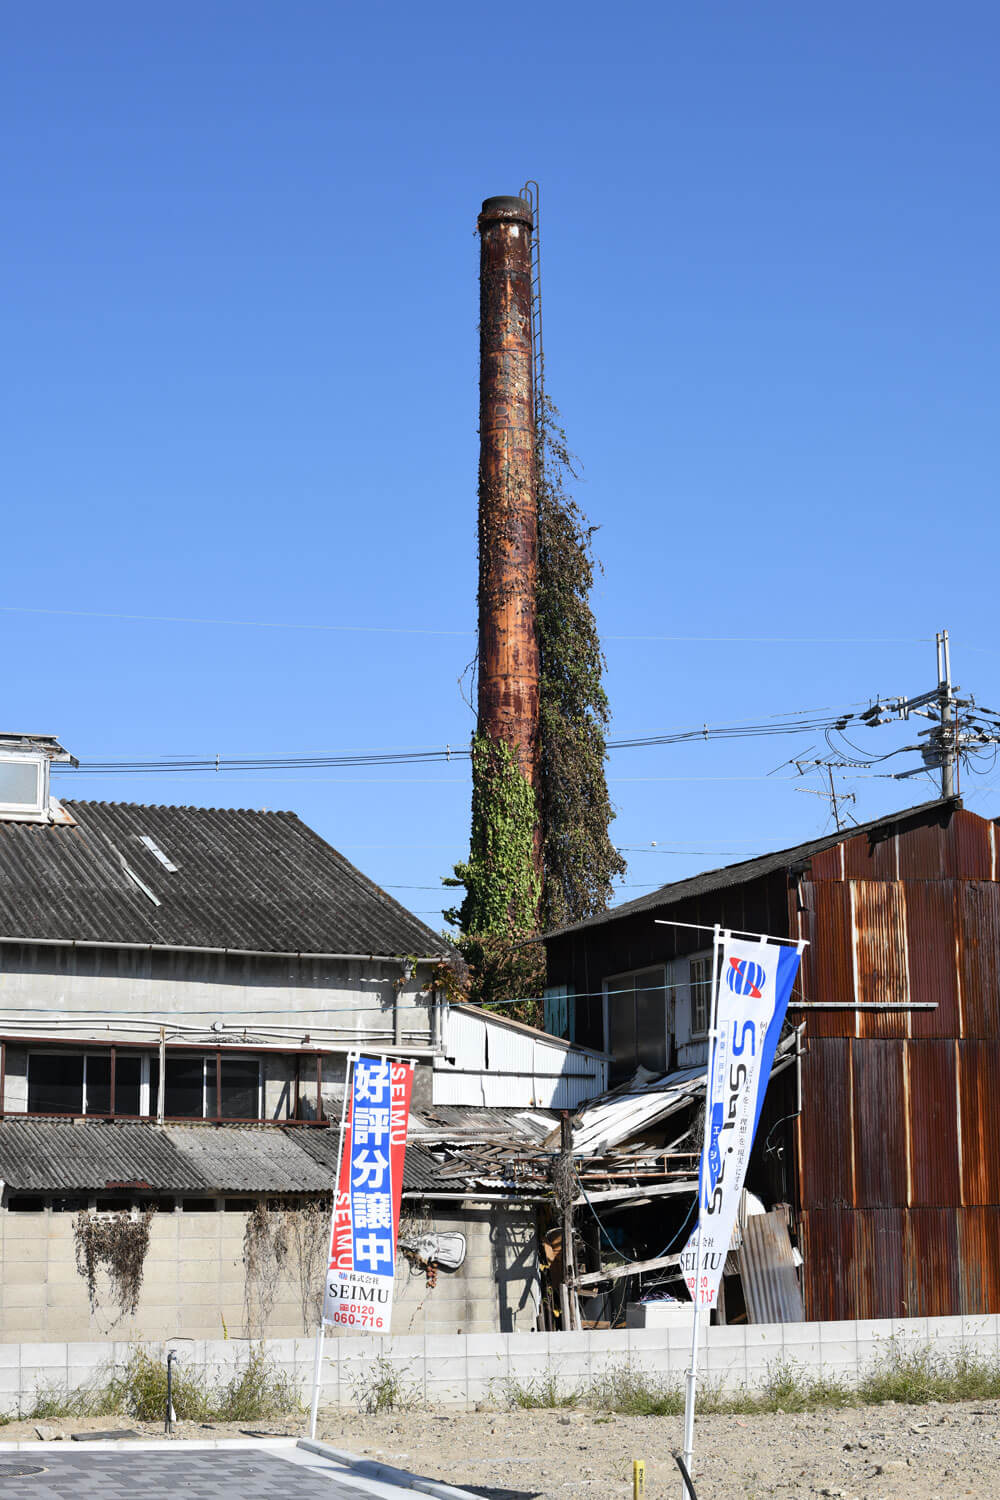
left=297, top=1437, right=481, bottom=1500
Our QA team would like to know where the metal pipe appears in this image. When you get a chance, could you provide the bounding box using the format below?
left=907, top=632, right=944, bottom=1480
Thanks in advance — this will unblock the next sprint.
left=165, top=1349, right=177, bottom=1433
left=157, top=1029, right=166, bottom=1123
left=0, top=935, right=447, bottom=963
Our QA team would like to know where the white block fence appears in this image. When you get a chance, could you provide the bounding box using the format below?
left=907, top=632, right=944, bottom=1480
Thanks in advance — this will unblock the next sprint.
left=0, top=1316, right=998, bottom=1413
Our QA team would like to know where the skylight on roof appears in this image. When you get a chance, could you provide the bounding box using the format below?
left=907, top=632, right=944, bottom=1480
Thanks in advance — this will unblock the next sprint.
left=139, top=834, right=178, bottom=872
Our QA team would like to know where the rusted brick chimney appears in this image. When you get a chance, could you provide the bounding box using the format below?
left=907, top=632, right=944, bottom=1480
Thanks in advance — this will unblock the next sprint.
left=476, top=194, right=539, bottom=791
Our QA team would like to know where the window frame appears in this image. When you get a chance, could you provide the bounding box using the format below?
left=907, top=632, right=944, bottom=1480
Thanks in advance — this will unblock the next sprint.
left=0, top=754, right=46, bottom=818
left=25, top=1049, right=263, bottom=1121
left=602, top=964, right=669, bottom=1077
left=687, top=950, right=717, bottom=1039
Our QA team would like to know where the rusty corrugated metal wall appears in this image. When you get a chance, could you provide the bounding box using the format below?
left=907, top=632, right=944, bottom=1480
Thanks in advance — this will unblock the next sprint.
left=793, top=806, right=1000, bottom=1319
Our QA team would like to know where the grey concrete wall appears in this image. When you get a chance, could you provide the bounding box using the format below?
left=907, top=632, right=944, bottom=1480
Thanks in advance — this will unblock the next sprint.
left=0, top=1316, right=994, bottom=1414
left=0, top=1200, right=538, bottom=1344
left=0, top=945, right=439, bottom=1049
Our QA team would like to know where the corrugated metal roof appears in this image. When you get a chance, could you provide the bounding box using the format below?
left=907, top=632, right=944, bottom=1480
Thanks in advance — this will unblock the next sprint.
left=0, top=800, right=452, bottom=958
left=570, top=1066, right=706, bottom=1154
left=548, top=798, right=959, bottom=938
left=0, top=1118, right=337, bottom=1193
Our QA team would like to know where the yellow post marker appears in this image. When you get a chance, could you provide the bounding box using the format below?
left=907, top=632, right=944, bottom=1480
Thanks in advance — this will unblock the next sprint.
left=633, top=1459, right=646, bottom=1500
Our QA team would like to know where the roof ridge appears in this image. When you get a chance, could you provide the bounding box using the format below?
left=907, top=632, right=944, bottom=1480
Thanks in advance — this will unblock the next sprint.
left=548, top=797, right=967, bottom=938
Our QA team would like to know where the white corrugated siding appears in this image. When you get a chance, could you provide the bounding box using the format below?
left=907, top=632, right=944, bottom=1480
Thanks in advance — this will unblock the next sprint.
left=433, top=1007, right=607, bottom=1108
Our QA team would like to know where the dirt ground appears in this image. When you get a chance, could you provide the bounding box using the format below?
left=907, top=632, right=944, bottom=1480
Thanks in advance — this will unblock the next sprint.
left=3, top=1402, right=1000, bottom=1498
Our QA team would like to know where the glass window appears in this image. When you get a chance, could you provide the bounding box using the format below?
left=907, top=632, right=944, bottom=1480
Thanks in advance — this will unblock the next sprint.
left=7, top=1196, right=45, bottom=1212
left=85, top=1055, right=111, bottom=1115
left=605, top=967, right=667, bottom=1083
left=163, top=1056, right=204, bottom=1118
left=114, top=1055, right=142, bottom=1116
left=0, top=758, right=42, bottom=810
left=689, top=953, right=715, bottom=1036
left=28, top=1054, right=83, bottom=1114
left=207, top=1059, right=260, bottom=1119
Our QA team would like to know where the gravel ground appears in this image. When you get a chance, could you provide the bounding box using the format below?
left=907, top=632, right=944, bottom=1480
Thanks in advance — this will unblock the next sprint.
left=314, top=1401, right=1000, bottom=1499
left=2, top=1402, right=999, bottom=1498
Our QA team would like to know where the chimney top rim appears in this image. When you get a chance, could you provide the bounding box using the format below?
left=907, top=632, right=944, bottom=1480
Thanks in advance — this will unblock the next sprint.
left=479, top=195, right=533, bottom=228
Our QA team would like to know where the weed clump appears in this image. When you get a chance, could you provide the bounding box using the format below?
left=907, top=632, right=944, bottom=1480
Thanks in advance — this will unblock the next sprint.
left=350, top=1354, right=419, bottom=1414
left=21, top=1345, right=300, bottom=1423
left=500, top=1343, right=1000, bottom=1417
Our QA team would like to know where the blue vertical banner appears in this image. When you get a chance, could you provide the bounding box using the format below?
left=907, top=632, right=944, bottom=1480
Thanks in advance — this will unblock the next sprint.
left=323, top=1054, right=414, bottom=1332
left=679, top=936, right=801, bottom=1311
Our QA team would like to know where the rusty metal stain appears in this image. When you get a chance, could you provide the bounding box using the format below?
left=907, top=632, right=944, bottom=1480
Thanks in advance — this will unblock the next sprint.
left=840, top=828, right=897, bottom=880
left=906, top=880, right=960, bottom=1037
left=852, top=1040, right=907, bottom=1207
left=958, top=1041, right=1000, bottom=1206
left=798, top=1039, right=854, bottom=1210
left=951, top=810, right=993, bottom=880
left=853, top=1209, right=905, bottom=1319
left=958, top=1207, right=1000, bottom=1312
left=800, top=881, right=856, bottom=1039
left=904, top=1209, right=959, bottom=1316
left=853, top=882, right=908, bottom=1039
left=800, top=1208, right=855, bottom=1321
left=738, top=1211, right=805, bottom=1323
left=958, top=881, right=1000, bottom=1037
left=906, top=1040, right=960, bottom=1207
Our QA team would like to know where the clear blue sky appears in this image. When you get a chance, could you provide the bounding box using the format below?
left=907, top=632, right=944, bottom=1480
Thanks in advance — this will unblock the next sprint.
left=3, top=3, right=998, bottom=929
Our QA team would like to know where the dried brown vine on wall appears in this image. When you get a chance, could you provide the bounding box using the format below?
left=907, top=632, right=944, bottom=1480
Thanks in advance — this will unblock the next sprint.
left=243, top=1198, right=331, bottom=1335
left=73, top=1209, right=154, bottom=1319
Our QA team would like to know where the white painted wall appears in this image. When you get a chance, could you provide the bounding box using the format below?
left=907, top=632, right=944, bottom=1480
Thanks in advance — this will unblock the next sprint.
left=434, top=1007, right=607, bottom=1108
left=0, top=944, right=440, bottom=1051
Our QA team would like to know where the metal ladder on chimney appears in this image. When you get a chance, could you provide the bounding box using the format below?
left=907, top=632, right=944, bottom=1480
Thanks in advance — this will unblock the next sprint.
left=520, top=179, right=545, bottom=437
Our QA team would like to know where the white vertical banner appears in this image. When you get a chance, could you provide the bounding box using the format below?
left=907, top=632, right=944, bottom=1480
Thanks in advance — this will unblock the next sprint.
left=678, top=928, right=803, bottom=1496
left=679, top=934, right=801, bottom=1309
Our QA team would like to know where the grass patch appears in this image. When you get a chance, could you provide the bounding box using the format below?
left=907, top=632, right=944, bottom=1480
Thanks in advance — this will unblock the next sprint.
left=21, top=1345, right=300, bottom=1424
left=501, top=1341, right=1000, bottom=1417
left=350, top=1354, right=420, bottom=1415
left=858, top=1342, right=1000, bottom=1406
left=502, top=1372, right=581, bottom=1410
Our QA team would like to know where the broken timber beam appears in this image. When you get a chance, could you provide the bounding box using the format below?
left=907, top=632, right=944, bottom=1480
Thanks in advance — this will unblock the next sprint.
left=574, top=1252, right=680, bottom=1288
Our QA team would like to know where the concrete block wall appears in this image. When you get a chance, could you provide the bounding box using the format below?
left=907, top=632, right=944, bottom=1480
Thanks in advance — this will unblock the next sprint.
left=0, top=1316, right=996, bottom=1414
left=0, top=1209, right=304, bottom=1345
left=0, top=1201, right=539, bottom=1344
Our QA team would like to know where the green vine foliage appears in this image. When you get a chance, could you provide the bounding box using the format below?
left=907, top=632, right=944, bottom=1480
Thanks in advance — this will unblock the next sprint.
left=443, top=735, right=539, bottom=984
left=447, top=385, right=623, bottom=1015
left=536, top=388, right=625, bottom=929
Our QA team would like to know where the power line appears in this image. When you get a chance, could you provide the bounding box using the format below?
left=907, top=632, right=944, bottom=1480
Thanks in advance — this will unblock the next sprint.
left=52, top=703, right=865, bottom=777
left=0, top=603, right=932, bottom=648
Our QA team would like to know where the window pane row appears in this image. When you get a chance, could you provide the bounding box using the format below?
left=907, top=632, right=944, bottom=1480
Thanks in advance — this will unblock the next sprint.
left=26, top=1053, right=260, bottom=1119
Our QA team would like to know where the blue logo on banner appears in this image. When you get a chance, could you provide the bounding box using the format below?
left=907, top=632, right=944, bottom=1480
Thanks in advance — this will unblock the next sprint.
left=726, top=957, right=765, bottom=999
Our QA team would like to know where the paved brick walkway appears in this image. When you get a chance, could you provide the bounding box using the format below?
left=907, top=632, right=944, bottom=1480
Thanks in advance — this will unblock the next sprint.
left=0, top=1449, right=376, bottom=1498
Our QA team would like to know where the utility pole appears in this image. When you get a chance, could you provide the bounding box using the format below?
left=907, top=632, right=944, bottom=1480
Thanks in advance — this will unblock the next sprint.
left=937, top=628, right=956, bottom=799
left=558, top=1111, right=579, bottom=1332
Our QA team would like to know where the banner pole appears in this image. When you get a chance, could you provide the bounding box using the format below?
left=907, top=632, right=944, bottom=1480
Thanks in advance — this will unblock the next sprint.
left=309, top=1320, right=325, bottom=1439
left=308, top=1049, right=357, bottom=1438
left=681, top=923, right=723, bottom=1496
